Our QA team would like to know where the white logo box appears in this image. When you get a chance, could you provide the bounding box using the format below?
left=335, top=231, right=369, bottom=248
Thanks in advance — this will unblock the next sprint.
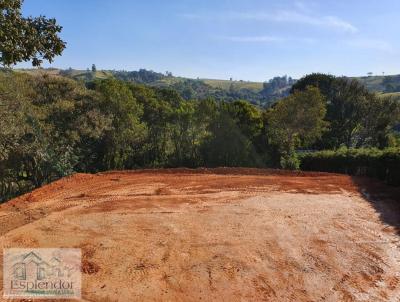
left=3, top=248, right=81, bottom=299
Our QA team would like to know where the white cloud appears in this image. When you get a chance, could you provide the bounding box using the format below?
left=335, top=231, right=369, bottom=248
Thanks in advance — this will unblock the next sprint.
left=346, top=39, right=395, bottom=52
left=180, top=10, right=358, bottom=33
left=323, top=16, right=358, bottom=34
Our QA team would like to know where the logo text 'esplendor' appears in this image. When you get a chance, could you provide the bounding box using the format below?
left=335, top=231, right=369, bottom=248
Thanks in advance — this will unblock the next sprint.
left=3, top=248, right=81, bottom=299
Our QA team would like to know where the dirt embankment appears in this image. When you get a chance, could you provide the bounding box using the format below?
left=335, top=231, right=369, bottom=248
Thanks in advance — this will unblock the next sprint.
left=0, top=168, right=399, bottom=301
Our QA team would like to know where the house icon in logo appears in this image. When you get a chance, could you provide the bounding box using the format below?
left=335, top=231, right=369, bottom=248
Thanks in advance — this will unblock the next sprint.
left=12, top=251, right=66, bottom=281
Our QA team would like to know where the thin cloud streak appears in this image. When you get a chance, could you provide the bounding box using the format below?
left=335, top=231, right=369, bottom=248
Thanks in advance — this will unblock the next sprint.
left=181, top=10, right=358, bottom=33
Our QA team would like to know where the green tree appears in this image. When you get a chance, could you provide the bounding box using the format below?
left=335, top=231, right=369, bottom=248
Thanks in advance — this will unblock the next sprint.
left=356, top=95, right=400, bottom=148
left=129, top=85, right=176, bottom=166
left=291, top=73, right=398, bottom=149
left=169, top=101, right=210, bottom=167
left=30, top=75, right=113, bottom=172
left=227, top=100, right=263, bottom=143
left=0, top=0, right=66, bottom=67
left=266, top=87, right=327, bottom=169
left=290, top=73, right=335, bottom=95
left=94, top=79, right=146, bottom=169
left=0, top=73, right=113, bottom=200
left=201, top=101, right=263, bottom=167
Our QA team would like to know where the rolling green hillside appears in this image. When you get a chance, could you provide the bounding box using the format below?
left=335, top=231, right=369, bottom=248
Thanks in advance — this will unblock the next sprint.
left=202, top=79, right=263, bottom=91
left=15, top=68, right=113, bottom=81
left=353, top=74, right=400, bottom=93
left=14, top=68, right=400, bottom=107
left=353, top=75, right=385, bottom=91
left=380, top=92, right=400, bottom=98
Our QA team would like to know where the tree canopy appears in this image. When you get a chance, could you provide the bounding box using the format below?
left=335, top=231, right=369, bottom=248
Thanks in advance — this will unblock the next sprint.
left=266, top=86, right=327, bottom=168
left=0, top=0, right=65, bottom=67
left=291, top=73, right=400, bottom=149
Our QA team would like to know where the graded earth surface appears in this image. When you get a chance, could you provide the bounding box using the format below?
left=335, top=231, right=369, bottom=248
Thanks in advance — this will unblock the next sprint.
left=0, top=168, right=399, bottom=301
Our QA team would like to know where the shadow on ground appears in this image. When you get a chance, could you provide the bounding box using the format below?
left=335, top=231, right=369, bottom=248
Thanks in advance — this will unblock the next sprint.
left=352, top=176, right=400, bottom=235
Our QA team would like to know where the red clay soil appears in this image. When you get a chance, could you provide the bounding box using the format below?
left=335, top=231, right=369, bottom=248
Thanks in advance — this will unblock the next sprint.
left=0, top=168, right=399, bottom=301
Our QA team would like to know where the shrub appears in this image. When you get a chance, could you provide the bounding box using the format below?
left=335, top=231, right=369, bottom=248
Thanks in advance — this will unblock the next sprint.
left=299, top=148, right=400, bottom=186
left=280, top=153, right=300, bottom=170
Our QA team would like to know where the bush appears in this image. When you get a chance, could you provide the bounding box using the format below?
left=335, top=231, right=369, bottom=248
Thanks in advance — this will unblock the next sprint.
left=280, top=153, right=300, bottom=170
left=299, top=148, right=400, bottom=186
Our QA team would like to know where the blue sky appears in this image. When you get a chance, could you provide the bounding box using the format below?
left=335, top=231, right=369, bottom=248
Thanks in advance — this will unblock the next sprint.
left=20, top=0, right=400, bottom=81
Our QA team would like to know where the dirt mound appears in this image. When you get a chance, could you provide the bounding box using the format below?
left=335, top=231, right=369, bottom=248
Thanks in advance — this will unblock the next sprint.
left=0, top=168, right=399, bottom=301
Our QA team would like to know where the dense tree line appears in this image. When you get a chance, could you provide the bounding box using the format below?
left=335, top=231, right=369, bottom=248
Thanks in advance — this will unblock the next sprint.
left=112, top=69, right=166, bottom=83
left=1, top=71, right=399, bottom=201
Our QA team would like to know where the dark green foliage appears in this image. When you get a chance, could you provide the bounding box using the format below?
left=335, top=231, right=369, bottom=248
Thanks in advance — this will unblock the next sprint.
left=0, top=0, right=65, bottom=66
left=261, top=76, right=294, bottom=101
left=265, top=87, right=328, bottom=169
left=299, top=148, right=400, bottom=186
left=290, top=73, right=335, bottom=95
left=382, top=75, right=400, bottom=93
left=0, top=73, right=111, bottom=200
left=113, top=69, right=165, bottom=83
left=92, top=79, right=146, bottom=170
left=201, top=101, right=264, bottom=167
left=280, top=153, right=301, bottom=170
left=291, top=74, right=400, bottom=149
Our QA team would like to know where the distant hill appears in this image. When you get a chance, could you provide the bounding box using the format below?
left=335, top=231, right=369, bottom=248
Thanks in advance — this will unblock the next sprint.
left=352, top=74, right=400, bottom=94
left=14, top=68, right=400, bottom=106
left=16, top=68, right=113, bottom=81
left=110, top=71, right=295, bottom=106
left=202, top=79, right=263, bottom=91
left=380, top=92, right=400, bottom=97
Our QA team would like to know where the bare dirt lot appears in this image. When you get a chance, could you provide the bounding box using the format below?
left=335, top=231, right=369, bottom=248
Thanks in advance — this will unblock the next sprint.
left=0, top=168, right=399, bottom=301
